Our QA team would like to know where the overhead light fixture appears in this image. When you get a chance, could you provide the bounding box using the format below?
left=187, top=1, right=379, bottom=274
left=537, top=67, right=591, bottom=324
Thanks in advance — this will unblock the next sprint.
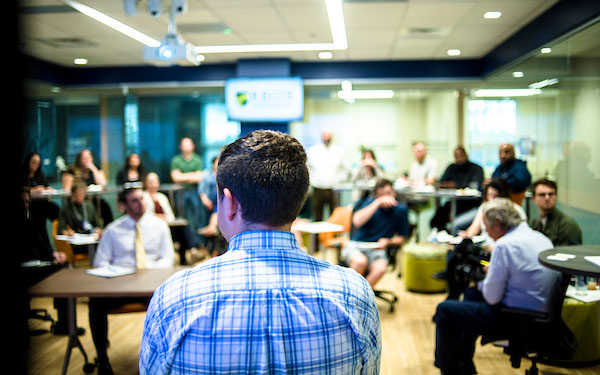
left=528, top=78, right=559, bottom=89
left=319, top=51, right=333, bottom=59
left=447, top=49, right=461, bottom=56
left=474, top=89, right=541, bottom=97
left=74, top=58, right=88, bottom=65
left=512, top=71, right=524, bottom=78
left=63, top=0, right=160, bottom=47
left=195, top=0, right=347, bottom=54
left=484, top=11, right=502, bottom=19
left=540, top=47, right=552, bottom=54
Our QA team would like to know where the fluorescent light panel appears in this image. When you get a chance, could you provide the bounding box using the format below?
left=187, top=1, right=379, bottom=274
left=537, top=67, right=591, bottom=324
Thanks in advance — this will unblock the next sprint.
left=63, top=0, right=160, bottom=47
left=195, top=0, right=347, bottom=53
left=474, top=89, right=541, bottom=97
left=447, top=49, right=461, bottom=56
left=338, top=90, right=394, bottom=100
left=484, top=11, right=502, bottom=19
left=528, top=78, right=559, bottom=89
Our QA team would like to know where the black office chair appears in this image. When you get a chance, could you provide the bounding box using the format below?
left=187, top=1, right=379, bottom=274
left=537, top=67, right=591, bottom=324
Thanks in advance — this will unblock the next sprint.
left=483, top=272, right=577, bottom=375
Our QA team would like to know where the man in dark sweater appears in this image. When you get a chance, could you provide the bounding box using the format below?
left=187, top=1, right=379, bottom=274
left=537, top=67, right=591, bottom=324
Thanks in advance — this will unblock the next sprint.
left=529, top=178, right=582, bottom=246
left=490, top=143, right=531, bottom=204
left=430, top=146, right=484, bottom=230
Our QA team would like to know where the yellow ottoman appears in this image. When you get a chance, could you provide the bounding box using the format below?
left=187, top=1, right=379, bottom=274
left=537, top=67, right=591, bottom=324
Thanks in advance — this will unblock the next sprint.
left=402, top=243, right=449, bottom=293
left=559, top=298, right=600, bottom=364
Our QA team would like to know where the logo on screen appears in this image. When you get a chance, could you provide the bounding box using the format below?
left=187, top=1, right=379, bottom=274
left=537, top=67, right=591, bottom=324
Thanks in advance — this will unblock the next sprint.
left=236, top=92, right=248, bottom=106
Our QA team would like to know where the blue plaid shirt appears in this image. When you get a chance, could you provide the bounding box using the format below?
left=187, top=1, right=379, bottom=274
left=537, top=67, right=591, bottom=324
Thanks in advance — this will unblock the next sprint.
left=140, top=230, right=381, bottom=375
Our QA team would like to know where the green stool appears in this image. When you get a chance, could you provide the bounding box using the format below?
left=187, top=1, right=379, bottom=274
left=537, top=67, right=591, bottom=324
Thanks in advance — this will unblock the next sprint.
left=402, top=243, right=449, bottom=293
left=560, top=298, right=600, bottom=365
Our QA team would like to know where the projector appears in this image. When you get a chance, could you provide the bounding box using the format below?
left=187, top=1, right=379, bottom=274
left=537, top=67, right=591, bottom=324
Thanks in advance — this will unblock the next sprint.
left=143, top=33, right=199, bottom=66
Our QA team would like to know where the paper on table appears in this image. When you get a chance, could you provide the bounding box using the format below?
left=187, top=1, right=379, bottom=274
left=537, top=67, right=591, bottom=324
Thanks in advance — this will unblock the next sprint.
left=584, top=256, right=600, bottom=268
left=86, top=265, right=136, bottom=278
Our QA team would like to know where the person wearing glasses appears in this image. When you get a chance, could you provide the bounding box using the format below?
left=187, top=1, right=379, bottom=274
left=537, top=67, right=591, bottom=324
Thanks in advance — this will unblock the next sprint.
left=529, top=178, right=581, bottom=247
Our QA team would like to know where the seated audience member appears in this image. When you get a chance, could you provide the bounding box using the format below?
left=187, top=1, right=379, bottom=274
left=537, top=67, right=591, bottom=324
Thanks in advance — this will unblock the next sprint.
left=58, top=181, right=102, bottom=237
left=198, top=155, right=219, bottom=245
left=342, top=178, right=409, bottom=288
left=529, top=178, right=582, bottom=246
left=62, top=149, right=113, bottom=225
left=21, top=152, right=59, bottom=249
left=352, top=148, right=384, bottom=183
left=140, top=130, right=381, bottom=374
left=434, top=179, right=527, bottom=298
left=433, top=198, right=557, bottom=375
left=408, top=141, right=438, bottom=187
left=90, top=187, right=174, bottom=375
left=430, top=146, right=484, bottom=230
left=142, top=172, right=199, bottom=264
left=458, top=178, right=526, bottom=244
left=489, top=143, right=531, bottom=205
left=115, top=153, right=146, bottom=186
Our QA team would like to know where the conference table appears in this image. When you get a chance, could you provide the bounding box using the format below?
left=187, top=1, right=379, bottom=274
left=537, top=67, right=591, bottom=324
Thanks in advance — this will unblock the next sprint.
left=28, top=266, right=188, bottom=375
left=539, top=245, right=600, bottom=278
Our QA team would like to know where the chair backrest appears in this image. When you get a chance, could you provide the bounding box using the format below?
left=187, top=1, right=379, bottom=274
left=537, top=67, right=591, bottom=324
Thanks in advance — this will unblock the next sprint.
left=52, top=219, right=75, bottom=264
left=319, top=206, right=353, bottom=244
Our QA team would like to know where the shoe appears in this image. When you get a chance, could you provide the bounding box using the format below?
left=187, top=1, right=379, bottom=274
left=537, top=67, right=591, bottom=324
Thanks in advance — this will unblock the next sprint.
left=432, top=271, right=448, bottom=280
left=51, top=323, right=86, bottom=336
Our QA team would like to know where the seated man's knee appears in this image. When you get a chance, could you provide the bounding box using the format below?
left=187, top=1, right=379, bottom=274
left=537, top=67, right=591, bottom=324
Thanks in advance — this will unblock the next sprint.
left=348, top=252, right=368, bottom=275
left=369, top=259, right=388, bottom=276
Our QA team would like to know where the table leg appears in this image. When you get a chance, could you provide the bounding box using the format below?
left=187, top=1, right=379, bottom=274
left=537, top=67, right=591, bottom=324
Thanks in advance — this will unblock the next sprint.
left=449, top=198, right=457, bottom=231
left=61, top=297, right=91, bottom=375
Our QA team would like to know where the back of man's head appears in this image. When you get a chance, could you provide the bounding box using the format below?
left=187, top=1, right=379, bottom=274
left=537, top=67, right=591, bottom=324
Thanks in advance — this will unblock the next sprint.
left=482, top=198, right=522, bottom=231
left=217, top=130, right=309, bottom=227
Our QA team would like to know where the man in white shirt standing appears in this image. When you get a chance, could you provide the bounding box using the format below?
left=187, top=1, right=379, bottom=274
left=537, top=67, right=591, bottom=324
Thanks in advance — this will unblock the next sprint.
left=408, top=141, right=438, bottom=187
left=89, top=187, right=174, bottom=375
left=307, top=129, right=349, bottom=221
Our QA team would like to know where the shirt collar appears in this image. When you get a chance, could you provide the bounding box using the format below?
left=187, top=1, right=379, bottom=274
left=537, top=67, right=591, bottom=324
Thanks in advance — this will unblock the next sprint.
left=228, top=230, right=299, bottom=252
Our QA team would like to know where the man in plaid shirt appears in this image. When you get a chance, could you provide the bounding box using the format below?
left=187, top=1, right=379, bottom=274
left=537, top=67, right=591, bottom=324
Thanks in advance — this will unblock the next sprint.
left=140, top=129, right=381, bottom=375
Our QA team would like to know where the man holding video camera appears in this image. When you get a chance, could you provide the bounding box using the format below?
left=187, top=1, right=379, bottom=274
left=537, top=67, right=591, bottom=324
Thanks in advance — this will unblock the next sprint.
left=433, top=198, right=557, bottom=375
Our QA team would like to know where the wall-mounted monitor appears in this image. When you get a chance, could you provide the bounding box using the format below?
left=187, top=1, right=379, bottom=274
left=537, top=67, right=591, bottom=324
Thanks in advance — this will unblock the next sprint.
left=225, top=76, right=304, bottom=122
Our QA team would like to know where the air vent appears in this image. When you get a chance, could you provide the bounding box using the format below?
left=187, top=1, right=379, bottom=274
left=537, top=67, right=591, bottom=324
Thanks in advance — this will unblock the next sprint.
left=35, top=38, right=97, bottom=48
left=178, top=23, right=230, bottom=34
left=397, top=27, right=450, bottom=39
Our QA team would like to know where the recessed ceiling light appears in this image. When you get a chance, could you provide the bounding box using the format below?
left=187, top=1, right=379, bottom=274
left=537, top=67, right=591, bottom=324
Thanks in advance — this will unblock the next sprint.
left=319, top=51, right=333, bottom=59
left=197, top=54, right=206, bottom=62
left=74, top=58, right=88, bottom=65
left=512, top=71, right=524, bottom=78
left=447, top=49, right=461, bottom=56
left=484, top=11, right=502, bottom=19
left=540, top=47, right=552, bottom=54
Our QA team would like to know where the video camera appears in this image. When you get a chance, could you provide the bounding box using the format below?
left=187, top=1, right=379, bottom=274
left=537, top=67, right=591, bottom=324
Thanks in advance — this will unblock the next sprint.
left=452, top=238, right=490, bottom=283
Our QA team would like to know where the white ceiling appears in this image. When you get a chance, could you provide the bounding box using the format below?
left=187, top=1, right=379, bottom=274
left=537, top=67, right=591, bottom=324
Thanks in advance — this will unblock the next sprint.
left=19, top=0, right=561, bottom=68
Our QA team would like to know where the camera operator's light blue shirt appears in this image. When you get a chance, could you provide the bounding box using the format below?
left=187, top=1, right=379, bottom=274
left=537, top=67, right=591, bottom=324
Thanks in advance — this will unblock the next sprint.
left=481, top=222, right=557, bottom=312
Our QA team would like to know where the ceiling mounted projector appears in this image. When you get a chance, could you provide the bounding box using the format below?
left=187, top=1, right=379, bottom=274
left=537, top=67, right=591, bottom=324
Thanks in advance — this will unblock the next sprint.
left=143, top=33, right=199, bottom=66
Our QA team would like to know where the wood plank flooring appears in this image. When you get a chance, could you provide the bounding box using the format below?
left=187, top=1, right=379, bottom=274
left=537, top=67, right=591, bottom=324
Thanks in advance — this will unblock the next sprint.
left=25, top=250, right=600, bottom=375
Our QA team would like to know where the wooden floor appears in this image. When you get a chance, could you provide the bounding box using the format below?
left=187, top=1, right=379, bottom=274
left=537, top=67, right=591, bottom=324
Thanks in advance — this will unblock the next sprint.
left=25, top=249, right=600, bottom=375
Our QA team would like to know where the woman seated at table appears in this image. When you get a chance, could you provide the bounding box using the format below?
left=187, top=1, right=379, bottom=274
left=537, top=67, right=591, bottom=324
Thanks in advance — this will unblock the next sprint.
left=115, top=152, right=147, bottom=186
left=58, top=181, right=102, bottom=237
left=142, top=172, right=199, bottom=265
left=62, top=149, right=113, bottom=225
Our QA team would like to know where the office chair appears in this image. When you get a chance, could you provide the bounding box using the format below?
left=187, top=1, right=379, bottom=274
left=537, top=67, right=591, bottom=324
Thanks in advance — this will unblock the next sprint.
left=319, top=206, right=353, bottom=262
left=28, top=306, right=56, bottom=336
left=483, top=272, right=576, bottom=375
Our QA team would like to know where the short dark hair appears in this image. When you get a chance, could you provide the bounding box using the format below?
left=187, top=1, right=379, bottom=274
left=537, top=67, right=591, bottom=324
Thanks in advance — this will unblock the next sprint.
left=531, top=178, right=557, bottom=195
left=484, top=178, right=511, bottom=201
left=374, top=178, right=393, bottom=192
left=217, top=130, right=309, bottom=227
left=118, top=187, right=142, bottom=204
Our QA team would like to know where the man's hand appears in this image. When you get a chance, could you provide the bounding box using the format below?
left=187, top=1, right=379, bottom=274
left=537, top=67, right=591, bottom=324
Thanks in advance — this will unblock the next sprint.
left=376, top=238, right=390, bottom=249
left=376, top=196, right=397, bottom=209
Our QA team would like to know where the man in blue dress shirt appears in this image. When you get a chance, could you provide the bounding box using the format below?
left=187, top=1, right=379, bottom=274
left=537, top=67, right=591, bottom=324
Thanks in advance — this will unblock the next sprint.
left=140, top=130, right=381, bottom=375
left=433, top=198, right=557, bottom=375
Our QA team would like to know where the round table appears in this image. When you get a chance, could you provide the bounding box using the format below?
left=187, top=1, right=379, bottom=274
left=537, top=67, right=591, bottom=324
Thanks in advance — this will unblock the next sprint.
left=538, top=245, right=600, bottom=278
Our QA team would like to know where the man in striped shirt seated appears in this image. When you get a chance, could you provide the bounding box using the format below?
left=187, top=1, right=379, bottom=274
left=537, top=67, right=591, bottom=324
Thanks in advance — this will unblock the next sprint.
left=139, top=129, right=381, bottom=375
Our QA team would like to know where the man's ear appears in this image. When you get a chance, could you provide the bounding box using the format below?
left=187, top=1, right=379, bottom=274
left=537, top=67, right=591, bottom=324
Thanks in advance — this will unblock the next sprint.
left=222, top=188, right=240, bottom=222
